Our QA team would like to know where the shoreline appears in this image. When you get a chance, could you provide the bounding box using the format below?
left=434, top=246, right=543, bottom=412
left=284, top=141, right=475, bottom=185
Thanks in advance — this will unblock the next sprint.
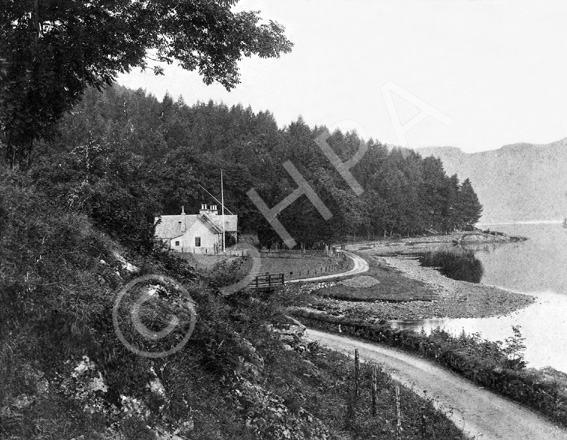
left=297, top=234, right=536, bottom=321
left=371, top=253, right=535, bottom=319
left=345, top=230, right=526, bottom=254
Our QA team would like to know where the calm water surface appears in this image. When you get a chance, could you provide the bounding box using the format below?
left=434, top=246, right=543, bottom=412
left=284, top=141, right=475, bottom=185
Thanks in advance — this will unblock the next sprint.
left=390, top=223, right=567, bottom=372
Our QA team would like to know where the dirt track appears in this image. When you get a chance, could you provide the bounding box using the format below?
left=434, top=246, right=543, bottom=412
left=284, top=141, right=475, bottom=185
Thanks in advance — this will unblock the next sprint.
left=286, top=250, right=369, bottom=283
left=306, top=328, right=567, bottom=440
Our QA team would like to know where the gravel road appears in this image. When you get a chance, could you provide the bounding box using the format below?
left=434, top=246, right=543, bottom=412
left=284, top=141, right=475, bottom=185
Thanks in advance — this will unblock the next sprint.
left=307, top=328, right=567, bottom=440
left=286, top=250, right=369, bottom=283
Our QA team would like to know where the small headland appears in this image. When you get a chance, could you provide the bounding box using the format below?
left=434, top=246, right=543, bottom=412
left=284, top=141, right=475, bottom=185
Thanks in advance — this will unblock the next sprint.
left=282, top=232, right=567, bottom=432
left=454, top=228, right=528, bottom=244
left=285, top=243, right=534, bottom=321
left=355, top=229, right=527, bottom=255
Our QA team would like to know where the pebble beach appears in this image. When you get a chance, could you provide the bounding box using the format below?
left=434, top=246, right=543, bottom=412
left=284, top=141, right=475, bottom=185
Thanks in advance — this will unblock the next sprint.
left=369, top=254, right=535, bottom=319
left=303, top=235, right=536, bottom=321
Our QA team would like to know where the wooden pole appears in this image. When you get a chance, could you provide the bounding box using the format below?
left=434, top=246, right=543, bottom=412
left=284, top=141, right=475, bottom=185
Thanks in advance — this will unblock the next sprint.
left=354, top=349, right=360, bottom=398
left=345, top=350, right=362, bottom=429
left=198, top=184, right=235, bottom=214
left=221, top=170, right=226, bottom=253
left=395, top=385, right=402, bottom=440
left=421, top=406, right=427, bottom=439
left=371, top=364, right=378, bottom=417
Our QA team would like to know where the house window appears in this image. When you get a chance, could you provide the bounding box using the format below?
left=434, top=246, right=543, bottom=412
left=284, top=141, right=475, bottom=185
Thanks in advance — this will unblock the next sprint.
left=175, top=241, right=180, bottom=246
left=195, top=237, right=201, bottom=247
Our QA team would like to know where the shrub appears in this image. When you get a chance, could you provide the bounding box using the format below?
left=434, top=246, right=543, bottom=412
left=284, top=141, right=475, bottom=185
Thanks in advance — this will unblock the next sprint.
left=290, top=309, right=567, bottom=427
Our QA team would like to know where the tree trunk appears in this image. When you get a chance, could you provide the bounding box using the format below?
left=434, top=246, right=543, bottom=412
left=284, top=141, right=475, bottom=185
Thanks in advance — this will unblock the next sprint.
left=5, top=139, right=33, bottom=171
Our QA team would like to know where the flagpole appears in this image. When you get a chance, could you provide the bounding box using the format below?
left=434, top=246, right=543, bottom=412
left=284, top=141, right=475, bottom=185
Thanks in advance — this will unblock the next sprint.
left=221, top=169, right=226, bottom=253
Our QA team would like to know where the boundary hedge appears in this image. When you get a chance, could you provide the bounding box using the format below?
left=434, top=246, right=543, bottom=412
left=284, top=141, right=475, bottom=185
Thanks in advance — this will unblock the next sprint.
left=290, top=309, right=567, bottom=428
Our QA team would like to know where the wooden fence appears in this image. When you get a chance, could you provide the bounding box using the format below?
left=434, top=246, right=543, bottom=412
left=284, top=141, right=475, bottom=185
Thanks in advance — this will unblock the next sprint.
left=176, top=247, right=250, bottom=256
left=260, top=249, right=337, bottom=258
left=248, top=273, right=285, bottom=292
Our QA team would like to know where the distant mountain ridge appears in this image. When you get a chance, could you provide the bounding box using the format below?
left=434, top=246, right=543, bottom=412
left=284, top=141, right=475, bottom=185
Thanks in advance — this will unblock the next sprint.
left=416, top=138, right=567, bottom=224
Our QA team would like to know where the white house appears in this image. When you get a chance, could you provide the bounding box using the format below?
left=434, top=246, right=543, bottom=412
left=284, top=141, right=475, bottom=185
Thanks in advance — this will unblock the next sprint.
left=154, top=204, right=238, bottom=253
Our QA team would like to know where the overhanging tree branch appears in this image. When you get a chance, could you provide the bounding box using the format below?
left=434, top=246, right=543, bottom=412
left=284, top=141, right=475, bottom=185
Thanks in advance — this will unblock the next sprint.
left=0, top=0, right=293, bottom=169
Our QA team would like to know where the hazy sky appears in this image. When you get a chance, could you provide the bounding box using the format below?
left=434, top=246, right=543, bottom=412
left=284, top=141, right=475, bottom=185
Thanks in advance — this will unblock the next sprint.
left=117, top=0, right=567, bottom=153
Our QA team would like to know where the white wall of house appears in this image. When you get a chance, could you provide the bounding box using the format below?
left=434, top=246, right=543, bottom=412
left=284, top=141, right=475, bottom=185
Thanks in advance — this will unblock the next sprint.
left=169, top=220, right=221, bottom=253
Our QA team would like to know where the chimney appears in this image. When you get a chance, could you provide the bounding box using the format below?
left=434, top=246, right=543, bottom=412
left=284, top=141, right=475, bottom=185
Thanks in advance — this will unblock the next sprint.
left=210, top=204, right=218, bottom=215
left=179, top=206, right=186, bottom=232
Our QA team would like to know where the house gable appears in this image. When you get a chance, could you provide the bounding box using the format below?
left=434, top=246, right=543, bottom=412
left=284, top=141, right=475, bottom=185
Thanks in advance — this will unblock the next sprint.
left=155, top=205, right=238, bottom=252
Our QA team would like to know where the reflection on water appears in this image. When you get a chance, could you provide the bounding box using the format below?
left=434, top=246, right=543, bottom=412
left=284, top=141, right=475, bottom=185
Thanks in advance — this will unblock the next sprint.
left=475, top=223, right=567, bottom=294
left=390, top=292, right=567, bottom=371
left=418, top=248, right=484, bottom=283
left=389, top=224, right=567, bottom=373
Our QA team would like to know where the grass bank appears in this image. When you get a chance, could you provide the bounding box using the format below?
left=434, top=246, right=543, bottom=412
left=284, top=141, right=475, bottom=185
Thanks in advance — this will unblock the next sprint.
left=289, top=308, right=567, bottom=429
left=262, top=325, right=466, bottom=439
left=0, top=170, right=466, bottom=440
left=293, top=251, right=534, bottom=320
left=257, top=251, right=352, bottom=280
left=177, top=250, right=352, bottom=282
left=311, top=260, right=436, bottom=303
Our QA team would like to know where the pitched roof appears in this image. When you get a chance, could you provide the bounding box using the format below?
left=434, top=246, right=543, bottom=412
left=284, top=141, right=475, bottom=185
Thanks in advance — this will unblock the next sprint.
left=154, top=213, right=238, bottom=239
left=202, top=213, right=238, bottom=233
left=198, top=214, right=223, bottom=234
left=154, top=215, right=198, bottom=239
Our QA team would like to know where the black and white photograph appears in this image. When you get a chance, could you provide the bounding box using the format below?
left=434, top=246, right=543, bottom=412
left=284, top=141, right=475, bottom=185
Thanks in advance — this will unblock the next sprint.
left=2, top=1, right=567, bottom=439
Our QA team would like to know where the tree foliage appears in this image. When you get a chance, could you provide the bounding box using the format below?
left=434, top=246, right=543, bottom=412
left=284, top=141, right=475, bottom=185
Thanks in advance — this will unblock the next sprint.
left=0, top=0, right=293, bottom=168
left=32, top=85, right=484, bottom=250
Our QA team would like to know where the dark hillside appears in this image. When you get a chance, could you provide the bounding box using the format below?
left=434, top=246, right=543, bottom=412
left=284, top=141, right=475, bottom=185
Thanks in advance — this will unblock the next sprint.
left=0, top=169, right=465, bottom=439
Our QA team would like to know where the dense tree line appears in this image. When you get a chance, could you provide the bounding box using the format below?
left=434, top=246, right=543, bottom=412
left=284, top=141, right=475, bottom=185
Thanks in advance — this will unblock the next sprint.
left=0, top=0, right=292, bottom=168
left=29, top=85, right=482, bottom=250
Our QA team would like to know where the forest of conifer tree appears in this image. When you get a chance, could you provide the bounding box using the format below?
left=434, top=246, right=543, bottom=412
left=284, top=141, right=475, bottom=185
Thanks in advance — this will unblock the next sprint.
left=29, top=85, right=482, bottom=251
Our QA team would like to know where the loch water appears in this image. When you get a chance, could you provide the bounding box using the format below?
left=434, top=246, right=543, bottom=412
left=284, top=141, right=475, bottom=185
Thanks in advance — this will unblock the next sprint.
left=390, top=223, right=567, bottom=372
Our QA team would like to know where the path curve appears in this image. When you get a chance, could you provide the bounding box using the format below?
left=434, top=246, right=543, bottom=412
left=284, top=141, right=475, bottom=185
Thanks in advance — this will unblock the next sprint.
left=306, top=328, right=567, bottom=440
left=286, top=250, right=369, bottom=283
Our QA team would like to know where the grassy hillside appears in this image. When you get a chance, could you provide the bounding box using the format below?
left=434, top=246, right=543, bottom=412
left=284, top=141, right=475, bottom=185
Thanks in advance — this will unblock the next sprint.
left=0, top=168, right=466, bottom=439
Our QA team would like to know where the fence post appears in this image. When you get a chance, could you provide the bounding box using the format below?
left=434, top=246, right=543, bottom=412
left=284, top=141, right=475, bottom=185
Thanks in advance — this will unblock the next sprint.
left=371, top=364, right=377, bottom=417
left=354, top=349, right=360, bottom=398
left=395, top=385, right=402, bottom=440
left=345, top=350, right=359, bottom=428
left=421, top=406, right=427, bottom=439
